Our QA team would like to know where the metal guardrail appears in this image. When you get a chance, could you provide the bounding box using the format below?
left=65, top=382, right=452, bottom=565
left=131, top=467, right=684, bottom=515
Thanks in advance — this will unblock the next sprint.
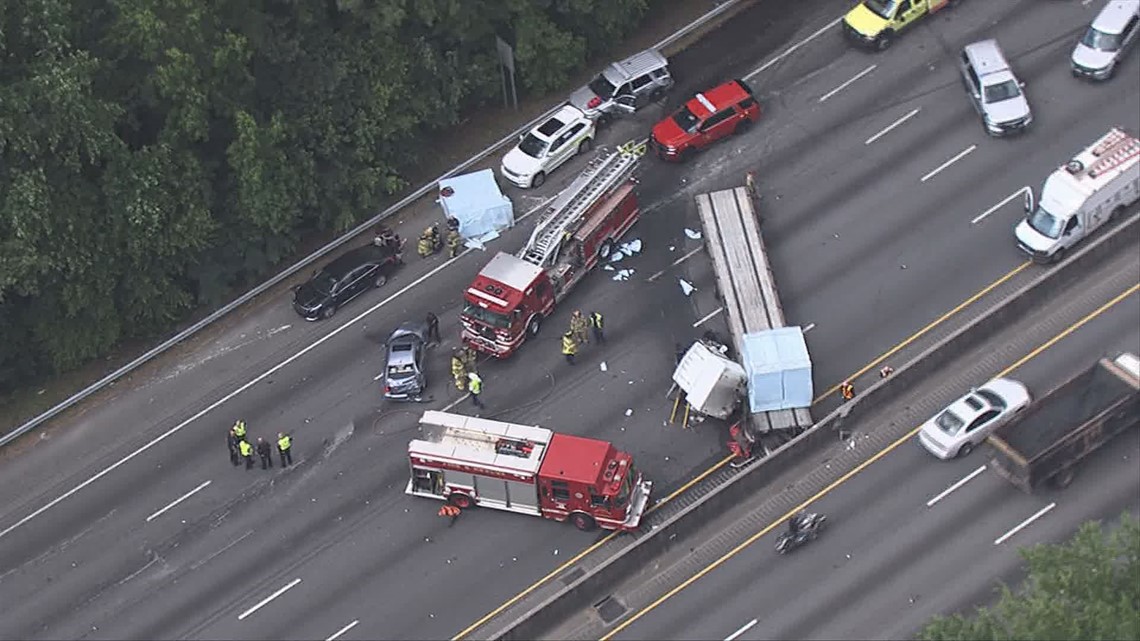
left=0, top=0, right=745, bottom=448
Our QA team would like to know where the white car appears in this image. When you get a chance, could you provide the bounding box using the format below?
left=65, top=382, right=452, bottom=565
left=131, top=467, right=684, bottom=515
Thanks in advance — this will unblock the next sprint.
left=918, top=378, right=1031, bottom=460
left=500, top=105, right=595, bottom=188
left=1071, top=0, right=1140, bottom=81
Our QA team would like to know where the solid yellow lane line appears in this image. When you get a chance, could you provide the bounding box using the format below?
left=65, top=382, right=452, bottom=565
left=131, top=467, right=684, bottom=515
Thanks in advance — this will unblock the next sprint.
left=452, top=260, right=1034, bottom=641
left=813, top=260, right=1031, bottom=403
left=600, top=282, right=1139, bottom=640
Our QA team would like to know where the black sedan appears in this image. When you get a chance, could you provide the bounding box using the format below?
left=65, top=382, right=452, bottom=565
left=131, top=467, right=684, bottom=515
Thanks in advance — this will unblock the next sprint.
left=292, top=244, right=401, bottom=320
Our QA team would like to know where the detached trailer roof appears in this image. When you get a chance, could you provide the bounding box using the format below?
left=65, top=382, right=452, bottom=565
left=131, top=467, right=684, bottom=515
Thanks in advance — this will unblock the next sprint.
left=998, top=355, right=1139, bottom=460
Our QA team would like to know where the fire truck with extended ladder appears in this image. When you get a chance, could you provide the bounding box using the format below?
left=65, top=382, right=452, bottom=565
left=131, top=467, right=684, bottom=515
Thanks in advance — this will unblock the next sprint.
left=460, top=141, right=646, bottom=357
left=406, top=410, right=652, bottom=531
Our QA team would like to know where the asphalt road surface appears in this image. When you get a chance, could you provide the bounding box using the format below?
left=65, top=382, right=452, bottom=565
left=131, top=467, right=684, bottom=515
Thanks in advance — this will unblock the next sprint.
left=0, top=0, right=1137, bottom=639
left=610, top=293, right=1140, bottom=641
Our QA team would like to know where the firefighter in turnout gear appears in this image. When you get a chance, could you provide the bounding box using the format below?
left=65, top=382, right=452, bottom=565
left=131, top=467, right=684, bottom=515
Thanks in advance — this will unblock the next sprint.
left=589, top=311, right=605, bottom=344
left=227, top=429, right=241, bottom=466
left=238, top=438, right=254, bottom=470
left=562, top=332, right=579, bottom=365
left=446, top=228, right=462, bottom=258
left=570, top=310, right=589, bottom=344
left=460, top=346, right=478, bottom=372
left=451, top=348, right=468, bottom=391
left=417, top=225, right=440, bottom=258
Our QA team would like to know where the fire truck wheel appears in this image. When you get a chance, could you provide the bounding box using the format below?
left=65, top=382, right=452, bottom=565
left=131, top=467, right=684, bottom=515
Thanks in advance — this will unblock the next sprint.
left=526, top=315, right=543, bottom=337
left=448, top=493, right=474, bottom=509
left=598, top=239, right=615, bottom=259
left=571, top=512, right=596, bottom=532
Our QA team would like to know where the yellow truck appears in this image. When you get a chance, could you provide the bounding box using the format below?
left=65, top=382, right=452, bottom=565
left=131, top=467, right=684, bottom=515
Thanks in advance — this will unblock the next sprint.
left=842, top=0, right=961, bottom=50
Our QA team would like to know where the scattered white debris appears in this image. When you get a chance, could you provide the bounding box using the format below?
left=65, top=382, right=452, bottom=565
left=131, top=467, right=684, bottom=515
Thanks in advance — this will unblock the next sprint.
left=464, top=238, right=486, bottom=251
left=668, top=245, right=676, bottom=252
left=684, top=228, right=702, bottom=240
left=610, top=251, right=625, bottom=262
left=612, top=269, right=635, bottom=281
left=679, top=278, right=696, bottom=296
left=600, top=362, right=608, bottom=372
left=625, top=409, right=633, bottom=417
left=620, top=239, right=642, bottom=255
left=603, top=264, right=615, bottom=271
left=553, top=549, right=559, bottom=556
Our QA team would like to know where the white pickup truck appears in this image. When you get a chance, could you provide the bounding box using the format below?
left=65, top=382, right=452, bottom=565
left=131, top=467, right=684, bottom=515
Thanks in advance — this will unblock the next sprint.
left=1016, top=127, right=1140, bottom=263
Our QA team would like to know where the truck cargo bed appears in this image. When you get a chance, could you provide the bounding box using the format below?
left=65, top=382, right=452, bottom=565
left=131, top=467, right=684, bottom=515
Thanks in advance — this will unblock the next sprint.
left=1001, top=363, right=1135, bottom=460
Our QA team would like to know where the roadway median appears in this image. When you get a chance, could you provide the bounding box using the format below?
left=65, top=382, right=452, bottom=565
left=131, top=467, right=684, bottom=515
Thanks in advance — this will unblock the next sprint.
left=487, top=212, right=1140, bottom=640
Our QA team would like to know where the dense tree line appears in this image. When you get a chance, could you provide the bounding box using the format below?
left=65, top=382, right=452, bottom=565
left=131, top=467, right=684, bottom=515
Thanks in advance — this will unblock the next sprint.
left=919, top=513, right=1140, bottom=641
left=0, top=0, right=654, bottom=393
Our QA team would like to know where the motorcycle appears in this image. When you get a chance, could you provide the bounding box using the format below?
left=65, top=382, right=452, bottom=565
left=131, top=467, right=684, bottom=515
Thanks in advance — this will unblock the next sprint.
left=775, top=512, right=827, bottom=555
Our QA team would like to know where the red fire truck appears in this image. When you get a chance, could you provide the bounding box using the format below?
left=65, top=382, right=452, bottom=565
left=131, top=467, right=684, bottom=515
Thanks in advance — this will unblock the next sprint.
left=460, top=142, right=645, bottom=357
left=406, top=410, right=653, bottom=532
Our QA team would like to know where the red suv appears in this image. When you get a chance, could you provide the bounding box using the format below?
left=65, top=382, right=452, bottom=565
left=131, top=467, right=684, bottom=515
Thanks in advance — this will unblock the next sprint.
left=650, top=79, right=760, bottom=162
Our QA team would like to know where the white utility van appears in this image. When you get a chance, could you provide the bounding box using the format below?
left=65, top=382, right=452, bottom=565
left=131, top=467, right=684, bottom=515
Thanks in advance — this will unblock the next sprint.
left=1015, top=128, right=1140, bottom=263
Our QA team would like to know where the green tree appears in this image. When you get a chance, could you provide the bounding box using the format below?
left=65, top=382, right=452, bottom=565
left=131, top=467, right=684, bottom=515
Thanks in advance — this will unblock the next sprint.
left=919, top=513, right=1140, bottom=641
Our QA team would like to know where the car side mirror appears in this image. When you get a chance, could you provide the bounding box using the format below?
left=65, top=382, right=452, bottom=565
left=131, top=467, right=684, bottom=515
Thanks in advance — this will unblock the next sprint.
left=1018, top=81, right=1026, bottom=89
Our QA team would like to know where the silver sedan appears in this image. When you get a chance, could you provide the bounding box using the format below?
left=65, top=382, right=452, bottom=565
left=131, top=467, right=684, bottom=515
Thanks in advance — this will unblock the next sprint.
left=918, top=378, right=1032, bottom=459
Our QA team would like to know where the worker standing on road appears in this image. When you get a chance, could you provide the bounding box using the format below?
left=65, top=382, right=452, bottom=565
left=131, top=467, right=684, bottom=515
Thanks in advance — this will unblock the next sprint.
left=570, top=310, right=589, bottom=345
left=451, top=347, right=468, bottom=391
left=840, top=381, right=855, bottom=401
left=277, top=432, right=293, bottom=467
left=468, top=371, right=484, bottom=409
left=460, top=346, right=478, bottom=372
left=227, top=429, right=241, bottom=466
left=232, top=420, right=246, bottom=440
left=439, top=504, right=461, bottom=527
left=238, top=438, right=254, bottom=470
left=256, top=437, right=273, bottom=470
left=562, top=332, right=579, bottom=365
left=746, top=171, right=758, bottom=202
left=426, top=312, right=441, bottom=346
left=589, top=311, right=605, bottom=344
left=446, top=228, right=462, bottom=258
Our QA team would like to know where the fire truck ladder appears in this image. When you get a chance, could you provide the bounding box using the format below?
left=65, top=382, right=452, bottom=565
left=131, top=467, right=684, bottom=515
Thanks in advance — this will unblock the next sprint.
left=1088, top=133, right=1140, bottom=179
left=520, top=140, right=646, bottom=267
left=447, top=426, right=535, bottom=458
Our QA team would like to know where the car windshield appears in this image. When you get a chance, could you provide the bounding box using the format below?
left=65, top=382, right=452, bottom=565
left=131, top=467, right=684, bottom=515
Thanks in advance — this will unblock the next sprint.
left=1027, top=206, right=1064, bottom=239
left=518, top=133, right=548, bottom=158
left=463, top=303, right=511, bottom=329
left=863, top=0, right=898, bottom=20
left=983, top=80, right=1021, bottom=103
left=671, top=106, right=700, bottom=133
left=1081, top=27, right=1122, bottom=51
left=588, top=74, right=617, bottom=100
left=311, top=271, right=337, bottom=295
left=615, top=469, right=633, bottom=507
left=935, top=409, right=965, bottom=435
left=975, top=389, right=1007, bottom=410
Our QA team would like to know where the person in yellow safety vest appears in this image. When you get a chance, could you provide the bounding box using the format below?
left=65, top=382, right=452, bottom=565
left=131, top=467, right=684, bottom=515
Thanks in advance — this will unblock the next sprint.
left=570, top=310, right=589, bottom=344
left=277, top=432, right=293, bottom=467
left=451, top=348, right=468, bottom=391
left=238, top=438, right=254, bottom=470
left=446, top=228, right=462, bottom=258
left=232, top=420, right=246, bottom=440
left=561, top=331, right=578, bottom=365
left=589, top=311, right=605, bottom=344
left=840, top=381, right=855, bottom=401
left=468, top=371, right=484, bottom=409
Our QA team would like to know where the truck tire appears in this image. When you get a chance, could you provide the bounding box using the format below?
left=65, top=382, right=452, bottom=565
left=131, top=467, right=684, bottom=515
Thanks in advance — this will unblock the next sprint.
left=1110, top=205, right=1125, bottom=221
left=448, top=493, right=474, bottom=509
left=876, top=30, right=895, bottom=51
left=571, top=512, right=597, bottom=532
left=527, top=314, right=543, bottom=337
left=1051, top=467, right=1076, bottom=489
left=598, top=239, right=615, bottom=259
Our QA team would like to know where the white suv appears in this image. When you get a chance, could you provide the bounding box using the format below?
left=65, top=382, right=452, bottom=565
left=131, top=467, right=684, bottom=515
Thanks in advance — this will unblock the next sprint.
left=1072, top=0, right=1140, bottom=80
left=500, top=105, right=595, bottom=188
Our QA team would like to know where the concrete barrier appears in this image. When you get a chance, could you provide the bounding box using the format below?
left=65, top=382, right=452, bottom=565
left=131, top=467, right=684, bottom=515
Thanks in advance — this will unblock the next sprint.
left=490, top=213, right=1140, bottom=640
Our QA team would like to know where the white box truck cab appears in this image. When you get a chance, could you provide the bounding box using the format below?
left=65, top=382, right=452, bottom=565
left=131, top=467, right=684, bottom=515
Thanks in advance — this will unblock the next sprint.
left=1016, top=128, right=1140, bottom=263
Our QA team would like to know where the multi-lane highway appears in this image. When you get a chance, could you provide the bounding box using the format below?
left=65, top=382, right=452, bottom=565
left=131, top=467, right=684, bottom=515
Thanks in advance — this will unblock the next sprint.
left=605, top=292, right=1140, bottom=641
left=0, top=0, right=1137, bottom=639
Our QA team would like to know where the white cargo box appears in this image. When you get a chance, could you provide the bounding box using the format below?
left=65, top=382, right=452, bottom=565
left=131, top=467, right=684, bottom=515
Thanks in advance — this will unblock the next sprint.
left=672, top=341, right=747, bottom=419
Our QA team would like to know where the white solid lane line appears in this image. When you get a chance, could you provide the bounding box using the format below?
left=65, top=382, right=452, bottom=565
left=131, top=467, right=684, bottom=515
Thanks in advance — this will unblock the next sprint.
left=865, top=108, right=921, bottom=145
left=744, top=16, right=844, bottom=80
left=648, top=247, right=705, bottom=282
left=926, top=465, right=986, bottom=507
left=802, top=322, right=816, bottom=333
left=693, top=307, right=724, bottom=328
left=972, top=186, right=1031, bottom=225
left=994, top=502, right=1057, bottom=546
left=0, top=194, right=560, bottom=543
left=238, top=578, right=302, bottom=621
left=326, top=619, right=360, bottom=641
left=920, top=145, right=976, bottom=183
left=725, top=618, right=758, bottom=641
left=145, top=480, right=212, bottom=523
left=819, top=64, right=877, bottom=103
